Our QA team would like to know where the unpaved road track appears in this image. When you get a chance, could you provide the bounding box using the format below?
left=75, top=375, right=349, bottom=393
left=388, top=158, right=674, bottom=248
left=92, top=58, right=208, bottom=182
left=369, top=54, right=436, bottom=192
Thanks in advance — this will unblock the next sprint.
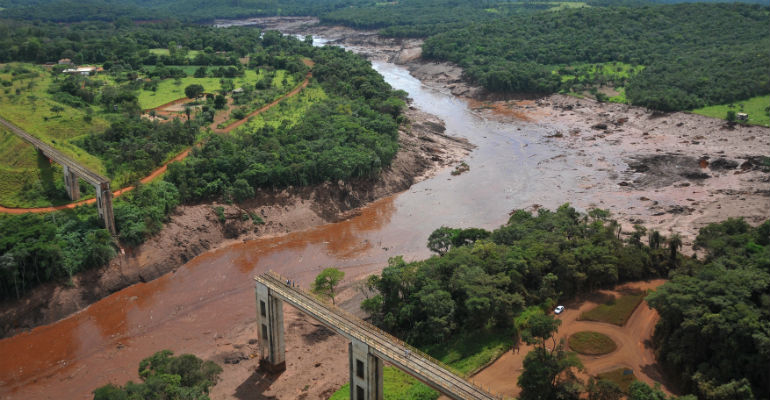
left=469, top=279, right=674, bottom=399
left=0, top=72, right=311, bottom=214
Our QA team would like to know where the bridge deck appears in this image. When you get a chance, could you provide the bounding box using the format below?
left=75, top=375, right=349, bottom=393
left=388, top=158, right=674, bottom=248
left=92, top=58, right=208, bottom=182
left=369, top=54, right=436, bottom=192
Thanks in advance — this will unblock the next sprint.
left=0, top=116, right=108, bottom=185
left=255, top=272, right=500, bottom=400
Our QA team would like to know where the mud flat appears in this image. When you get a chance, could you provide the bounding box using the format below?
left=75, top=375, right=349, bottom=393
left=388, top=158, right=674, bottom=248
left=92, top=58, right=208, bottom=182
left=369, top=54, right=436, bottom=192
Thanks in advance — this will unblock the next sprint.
left=264, top=17, right=769, bottom=246
left=480, top=94, right=770, bottom=247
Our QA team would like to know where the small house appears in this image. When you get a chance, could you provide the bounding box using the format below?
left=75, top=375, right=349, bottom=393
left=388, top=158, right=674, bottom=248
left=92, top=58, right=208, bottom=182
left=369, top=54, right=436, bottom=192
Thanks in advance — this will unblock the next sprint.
left=737, top=113, right=748, bottom=121
left=58, top=58, right=74, bottom=65
left=62, top=66, right=98, bottom=76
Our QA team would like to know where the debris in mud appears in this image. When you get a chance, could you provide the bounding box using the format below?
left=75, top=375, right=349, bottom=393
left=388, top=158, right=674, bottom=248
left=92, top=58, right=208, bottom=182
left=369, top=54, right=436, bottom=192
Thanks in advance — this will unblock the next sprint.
left=681, top=171, right=710, bottom=180
left=627, top=154, right=712, bottom=188
left=667, top=205, right=695, bottom=215
left=709, top=158, right=739, bottom=171
left=741, top=156, right=770, bottom=173
left=591, top=123, right=608, bottom=130
left=451, top=161, right=470, bottom=176
left=224, top=353, right=248, bottom=364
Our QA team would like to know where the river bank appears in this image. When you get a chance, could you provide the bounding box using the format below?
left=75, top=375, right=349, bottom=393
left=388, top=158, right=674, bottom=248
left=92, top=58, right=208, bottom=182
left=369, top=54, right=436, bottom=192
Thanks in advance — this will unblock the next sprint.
left=1, top=18, right=767, bottom=400
left=0, top=106, right=472, bottom=338
left=269, top=17, right=769, bottom=246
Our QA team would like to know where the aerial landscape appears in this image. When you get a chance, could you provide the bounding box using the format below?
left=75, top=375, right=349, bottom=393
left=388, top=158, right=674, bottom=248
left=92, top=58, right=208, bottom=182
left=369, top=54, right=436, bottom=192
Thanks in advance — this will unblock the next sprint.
left=0, top=0, right=767, bottom=399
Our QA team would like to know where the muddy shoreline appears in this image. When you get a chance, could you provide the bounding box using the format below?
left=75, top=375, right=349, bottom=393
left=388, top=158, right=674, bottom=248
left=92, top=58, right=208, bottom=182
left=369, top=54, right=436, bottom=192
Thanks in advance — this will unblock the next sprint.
left=303, top=19, right=768, bottom=239
left=1, top=17, right=768, bottom=400
left=0, top=106, right=472, bottom=338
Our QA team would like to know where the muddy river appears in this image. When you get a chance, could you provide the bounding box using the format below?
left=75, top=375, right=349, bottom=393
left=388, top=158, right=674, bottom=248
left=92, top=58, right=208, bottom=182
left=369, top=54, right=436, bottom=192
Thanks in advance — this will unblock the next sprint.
left=0, top=38, right=599, bottom=398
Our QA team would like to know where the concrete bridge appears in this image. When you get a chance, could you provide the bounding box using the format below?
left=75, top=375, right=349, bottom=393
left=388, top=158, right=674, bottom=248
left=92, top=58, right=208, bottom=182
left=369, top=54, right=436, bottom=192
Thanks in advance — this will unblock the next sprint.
left=0, top=116, right=116, bottom=234
left=255, top=271, right=501, bottom=400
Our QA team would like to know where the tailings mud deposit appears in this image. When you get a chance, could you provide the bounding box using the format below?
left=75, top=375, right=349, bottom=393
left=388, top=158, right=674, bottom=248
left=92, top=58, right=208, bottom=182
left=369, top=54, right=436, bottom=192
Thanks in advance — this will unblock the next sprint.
left=2, top=19, right=768, bottom=399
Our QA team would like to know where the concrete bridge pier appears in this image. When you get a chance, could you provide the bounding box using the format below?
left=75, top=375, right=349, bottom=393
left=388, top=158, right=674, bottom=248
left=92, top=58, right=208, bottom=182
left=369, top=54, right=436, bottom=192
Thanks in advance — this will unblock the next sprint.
left=62, top=164, right=80, bottom=201
left=349, top=339, right=384, bottom=400
left=255, top=282, right=286, bottom=372
left=94, top=182, right=116, bottom=235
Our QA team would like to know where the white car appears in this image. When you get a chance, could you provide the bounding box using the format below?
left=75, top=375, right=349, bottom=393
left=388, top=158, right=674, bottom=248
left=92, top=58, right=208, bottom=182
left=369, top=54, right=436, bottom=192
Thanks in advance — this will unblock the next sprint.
left=554, top=305, right=565, bottom=314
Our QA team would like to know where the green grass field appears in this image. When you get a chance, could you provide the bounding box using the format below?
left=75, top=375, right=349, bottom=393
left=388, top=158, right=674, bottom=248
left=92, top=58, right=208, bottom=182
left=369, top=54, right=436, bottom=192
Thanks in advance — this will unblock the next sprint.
left=0, top=63, right=110, bottom=176
left=579, top=290, right=646, bottom=326
left=328, top=329, right=512, bottom=399
left=597, top=368, right=637, bottom=393
left=556, top=62, right=643, bottom=103
left=148, top=48, right=202, bottom=59
left=137, top=69, right=267, bottom=110
left=329, top=367, right=438, bottom=400
left=236, top=85, right=326, bottom=134
left=568, top=331, right=617, bottom=355
left=555, top=62, right=643, bottom=83
left=691, top=95, right=770, bottom=127
left=543, top=1, right=589, bottom=10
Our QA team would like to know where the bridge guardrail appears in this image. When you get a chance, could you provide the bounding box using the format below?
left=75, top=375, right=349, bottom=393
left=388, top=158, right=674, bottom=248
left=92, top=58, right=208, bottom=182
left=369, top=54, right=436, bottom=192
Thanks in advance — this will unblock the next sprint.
left=259, top=270, right=504, bottom=399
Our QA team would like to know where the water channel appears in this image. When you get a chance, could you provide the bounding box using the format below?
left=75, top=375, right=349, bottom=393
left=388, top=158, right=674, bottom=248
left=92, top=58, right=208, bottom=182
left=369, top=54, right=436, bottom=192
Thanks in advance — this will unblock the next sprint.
left=0, top=35, right=588, bottom=399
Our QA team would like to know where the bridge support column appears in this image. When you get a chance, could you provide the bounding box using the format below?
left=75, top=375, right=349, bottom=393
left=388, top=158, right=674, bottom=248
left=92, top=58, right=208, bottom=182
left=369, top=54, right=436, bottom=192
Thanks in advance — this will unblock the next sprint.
left=255, top=281, right=286, bottom=372
left=62, top=165, right=80, bottom=201
left=94, top=182, right=116, bottom=235
left=349, top=339, right=384, bottom=400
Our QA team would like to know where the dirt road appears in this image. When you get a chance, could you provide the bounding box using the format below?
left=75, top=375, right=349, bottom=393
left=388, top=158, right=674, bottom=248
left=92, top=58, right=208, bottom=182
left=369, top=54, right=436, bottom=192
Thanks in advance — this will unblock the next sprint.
left=469, top=280, right=673, bottom=399
left=0, top=73, right=311, bottom=214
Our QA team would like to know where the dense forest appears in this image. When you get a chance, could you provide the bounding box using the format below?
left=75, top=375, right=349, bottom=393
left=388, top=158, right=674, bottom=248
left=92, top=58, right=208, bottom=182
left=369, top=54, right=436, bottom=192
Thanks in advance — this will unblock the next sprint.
left=3, top=0, right=767, bottom=111
left=362, top=205, right=687, bottom=345
left=93, top=350, right=222, bottom=399
left=0, top=20, right=264, bottom=64
left=362, top=207, right=769, bottom=399
left=0, top=181, right=180, bottom=300
left=0, top=0, right=354, bottom=22
left=647, top=219, right=770, bottom=399
left=166, top=44, right=404, bottom=200
left=2, top=0, right=768, bottom=25
left=422, top=3, right=769, bottom=110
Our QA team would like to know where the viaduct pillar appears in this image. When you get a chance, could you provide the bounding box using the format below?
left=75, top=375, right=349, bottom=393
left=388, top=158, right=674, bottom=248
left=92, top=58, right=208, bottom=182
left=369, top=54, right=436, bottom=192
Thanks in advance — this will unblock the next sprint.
left=255, top=281, right=286, bottom=372
left=62, top=164, right=80, bottom=201
left=349, top=339, right=384, bottom=400
left=95, top=182, right=116, bottom=235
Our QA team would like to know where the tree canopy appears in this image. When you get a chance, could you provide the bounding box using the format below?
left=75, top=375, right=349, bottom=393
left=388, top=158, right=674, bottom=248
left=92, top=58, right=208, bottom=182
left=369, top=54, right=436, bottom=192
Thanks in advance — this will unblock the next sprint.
left=93, top=350, right=222, bottom=400
left=361, top=205, right=689, bottom=346
left=647, top=219, right=770, bottom=399
left=422, top=3, right=769, bottom=110
left=312, top=267, right=345, bottom=304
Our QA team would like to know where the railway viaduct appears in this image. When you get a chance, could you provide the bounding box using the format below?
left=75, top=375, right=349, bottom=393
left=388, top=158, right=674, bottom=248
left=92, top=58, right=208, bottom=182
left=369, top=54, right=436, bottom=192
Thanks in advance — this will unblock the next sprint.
left=255, top=271, right=501, bottom=400
left=0, top=116, right=116, bottom=234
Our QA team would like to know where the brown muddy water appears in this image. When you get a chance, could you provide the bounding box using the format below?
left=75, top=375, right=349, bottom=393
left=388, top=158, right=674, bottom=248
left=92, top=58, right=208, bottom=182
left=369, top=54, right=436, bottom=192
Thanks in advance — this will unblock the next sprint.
left=0, top=55, right=602, bottom=398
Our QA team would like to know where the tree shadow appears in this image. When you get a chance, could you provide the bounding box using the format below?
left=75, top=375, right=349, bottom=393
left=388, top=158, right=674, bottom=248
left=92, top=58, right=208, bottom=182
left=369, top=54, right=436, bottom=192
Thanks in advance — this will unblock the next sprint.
left=640, top=362, right=681, bottom=395
left=34, top=151, right=71, bottom=204
left=36, top=151, right=57, bottom=196
left=568, top=290, right=616, bottom=307
left=300, top=323, right=335, bottom=345
left=616, top=287, right=645, bottom=296
left=233, top=368, right=281, bottom=400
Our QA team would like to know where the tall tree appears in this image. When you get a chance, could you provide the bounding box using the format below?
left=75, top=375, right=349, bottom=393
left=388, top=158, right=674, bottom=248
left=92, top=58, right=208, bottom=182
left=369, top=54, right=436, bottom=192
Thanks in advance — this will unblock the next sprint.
left=517, top=313, right=583, bottom=400
left=184, top=84, right=204, bottom=100
left=312, top=267, right=345, bottom=305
